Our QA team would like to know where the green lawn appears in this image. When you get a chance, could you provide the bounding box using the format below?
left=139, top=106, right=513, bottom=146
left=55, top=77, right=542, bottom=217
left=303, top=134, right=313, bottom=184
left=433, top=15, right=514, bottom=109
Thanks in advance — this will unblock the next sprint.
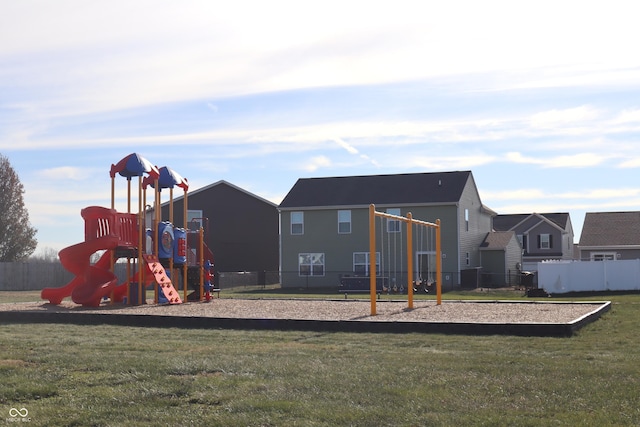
left=1, top=290, right=639, bottom=426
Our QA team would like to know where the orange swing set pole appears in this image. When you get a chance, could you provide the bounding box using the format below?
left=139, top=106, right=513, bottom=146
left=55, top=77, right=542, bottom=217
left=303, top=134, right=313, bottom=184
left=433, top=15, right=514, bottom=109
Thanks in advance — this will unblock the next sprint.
left=369, top=204, right=441, bottom=314
left=436, top=219, right=442, bottom=305
left=199, top=226, right=204, bottom=301
left=369, top=204, right=377, bottom=316
left=407, top=212, right=414, bottom=310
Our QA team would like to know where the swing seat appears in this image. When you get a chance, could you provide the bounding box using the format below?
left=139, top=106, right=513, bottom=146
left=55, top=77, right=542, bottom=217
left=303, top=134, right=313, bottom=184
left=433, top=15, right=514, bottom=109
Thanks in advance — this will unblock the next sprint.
left=413, top=279, right=433, bottom=294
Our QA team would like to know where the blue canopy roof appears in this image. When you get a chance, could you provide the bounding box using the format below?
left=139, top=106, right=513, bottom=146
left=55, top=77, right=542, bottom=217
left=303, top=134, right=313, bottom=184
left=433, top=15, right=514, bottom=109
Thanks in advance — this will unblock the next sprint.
left=110, top=153, right=159, bottom=179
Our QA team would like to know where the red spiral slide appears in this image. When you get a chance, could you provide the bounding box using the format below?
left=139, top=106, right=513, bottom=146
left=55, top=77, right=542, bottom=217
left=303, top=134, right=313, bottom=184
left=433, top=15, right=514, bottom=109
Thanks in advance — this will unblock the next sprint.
left=41, top=235, right=120, bottom=307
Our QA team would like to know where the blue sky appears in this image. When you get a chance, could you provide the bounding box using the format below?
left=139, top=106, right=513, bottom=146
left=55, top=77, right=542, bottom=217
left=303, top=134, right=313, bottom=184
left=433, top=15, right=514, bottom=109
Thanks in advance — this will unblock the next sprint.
left=2, top=0, right=640, bottom=254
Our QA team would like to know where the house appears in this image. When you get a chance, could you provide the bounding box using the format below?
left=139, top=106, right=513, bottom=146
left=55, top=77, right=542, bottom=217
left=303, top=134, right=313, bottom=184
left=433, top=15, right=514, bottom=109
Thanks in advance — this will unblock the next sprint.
left=159, top=180, right=279, bottom=285
left=492, top=213, right=574, bottom=271
left=278, top=170, right=510, bottom=289
left=578, top=211, right=640, bottom=261
left=479, top=231, right=523, bottom=287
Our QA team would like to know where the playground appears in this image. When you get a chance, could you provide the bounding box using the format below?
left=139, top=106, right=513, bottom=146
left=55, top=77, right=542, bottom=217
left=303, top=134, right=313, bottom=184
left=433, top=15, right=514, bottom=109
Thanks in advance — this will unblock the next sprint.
left=0, top=152, right=610, bottom=337
left=39, top=153, right=215, bottom=308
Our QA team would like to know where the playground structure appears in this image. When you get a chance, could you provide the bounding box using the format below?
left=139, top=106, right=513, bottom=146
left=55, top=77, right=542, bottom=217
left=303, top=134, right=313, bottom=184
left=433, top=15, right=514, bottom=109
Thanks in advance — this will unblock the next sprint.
left=368, top=204, right=442, bottom=316
left=41, top=153, right=215, bottom=307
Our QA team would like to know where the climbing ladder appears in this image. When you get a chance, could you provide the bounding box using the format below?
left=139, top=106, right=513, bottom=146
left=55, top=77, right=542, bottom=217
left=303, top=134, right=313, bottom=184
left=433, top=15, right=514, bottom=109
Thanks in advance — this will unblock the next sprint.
left=142, top=254, right=182, bottom=304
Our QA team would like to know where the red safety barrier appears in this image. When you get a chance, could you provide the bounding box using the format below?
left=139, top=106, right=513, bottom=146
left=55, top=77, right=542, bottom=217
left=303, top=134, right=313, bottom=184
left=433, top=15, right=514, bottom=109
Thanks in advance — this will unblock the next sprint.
left=81, top=206, right=139, bottom=248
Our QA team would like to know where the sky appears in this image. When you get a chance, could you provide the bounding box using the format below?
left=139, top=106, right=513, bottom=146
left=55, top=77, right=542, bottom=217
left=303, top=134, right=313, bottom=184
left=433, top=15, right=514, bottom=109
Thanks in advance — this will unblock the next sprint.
left=2, top=0, right=640, bottom=255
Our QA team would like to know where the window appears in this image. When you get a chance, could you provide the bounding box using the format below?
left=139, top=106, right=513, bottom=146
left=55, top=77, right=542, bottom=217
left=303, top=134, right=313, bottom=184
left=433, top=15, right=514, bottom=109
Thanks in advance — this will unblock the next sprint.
left=539, top=234, right=552, bottom=249
left=187, top=210, right=203, bottom=231
left=465, top=208, right=469, bottom=231
left=387, top=208, right=401, bottom=233
left=338, top=210, right=351, bottom=234
left=516, top=234, right=528, bottom=254
left=298, top=253, right=324, bottom=276
left=353, top=252, right=380, bottom=276
left=592, top=253, right=615, bottom=261
left=291, top=211, right=304, bottom=235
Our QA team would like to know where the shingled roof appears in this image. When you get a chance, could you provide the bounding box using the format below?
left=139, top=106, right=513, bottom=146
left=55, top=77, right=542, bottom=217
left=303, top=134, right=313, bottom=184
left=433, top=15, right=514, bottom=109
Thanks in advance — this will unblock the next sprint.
left=579, top=211, right=640, bottom=246
left=479, top=231, right=516, bottom=250
left=493, top=213, right=570, bottom=231
left=279, top=171, right=472, bottom=208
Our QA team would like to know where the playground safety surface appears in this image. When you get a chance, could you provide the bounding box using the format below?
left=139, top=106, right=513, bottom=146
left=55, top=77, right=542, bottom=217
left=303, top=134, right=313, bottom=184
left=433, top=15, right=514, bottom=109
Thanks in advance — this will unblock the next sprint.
left=0, top=298, right=611, bottom=337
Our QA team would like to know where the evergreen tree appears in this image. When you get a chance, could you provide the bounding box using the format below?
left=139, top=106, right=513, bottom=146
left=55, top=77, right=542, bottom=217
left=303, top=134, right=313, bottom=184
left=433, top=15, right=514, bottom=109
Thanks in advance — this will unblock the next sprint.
left=0, top=154, right=37, bottom=261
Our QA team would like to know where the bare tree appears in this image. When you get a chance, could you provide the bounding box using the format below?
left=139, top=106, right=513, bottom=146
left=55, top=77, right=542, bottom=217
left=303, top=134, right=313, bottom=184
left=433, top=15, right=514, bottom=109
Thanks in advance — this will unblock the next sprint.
left=29, top=246, right=60, bottom=263
left=0, top=154, right=37, bottom=261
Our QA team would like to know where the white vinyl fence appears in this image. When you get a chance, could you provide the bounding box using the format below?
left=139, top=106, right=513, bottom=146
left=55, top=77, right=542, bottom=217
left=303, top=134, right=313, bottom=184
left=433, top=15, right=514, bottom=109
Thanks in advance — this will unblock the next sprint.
left=538, top=259, right=640, bottom=294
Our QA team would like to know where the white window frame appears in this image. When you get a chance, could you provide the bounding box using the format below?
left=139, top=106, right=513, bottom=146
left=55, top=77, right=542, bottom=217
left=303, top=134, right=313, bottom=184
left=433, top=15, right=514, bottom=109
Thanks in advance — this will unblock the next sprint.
left=591, top=252, right=616, bottom=261
left=540, top=234, right=551, bottom=249
left=291, top=211, right=304, bottom=235
left=465, top=208, right=469, bottom=232
left=338, top=210, right=351, bottom=234
left=298, top=253, right=325, bottom=276
left=353, top=252, right=380, bottom=276
left=387, top=208, right=401, bottom=233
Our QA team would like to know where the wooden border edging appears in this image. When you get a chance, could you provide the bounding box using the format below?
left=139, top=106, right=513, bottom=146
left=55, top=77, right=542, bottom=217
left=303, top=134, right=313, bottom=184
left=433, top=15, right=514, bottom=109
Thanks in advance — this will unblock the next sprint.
left=0, top=301, right=611, bottom=337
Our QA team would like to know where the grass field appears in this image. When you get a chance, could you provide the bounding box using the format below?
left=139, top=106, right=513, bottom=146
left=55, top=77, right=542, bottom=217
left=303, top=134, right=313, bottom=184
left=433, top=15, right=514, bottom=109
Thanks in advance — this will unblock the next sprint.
left=1, top=290, right=639, bottom=426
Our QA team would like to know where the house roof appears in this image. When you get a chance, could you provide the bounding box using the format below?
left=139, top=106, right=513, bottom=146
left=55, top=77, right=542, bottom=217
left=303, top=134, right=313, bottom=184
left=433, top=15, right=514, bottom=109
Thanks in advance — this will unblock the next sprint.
left=160, top=180, right=278, bottom=208
left=579, top=211, right=640, bottom=247
left=493, top=213, right=570, bottom=232
left=479, top=231, right=516, bottom=250
left=279, top=171, right=473, bottom=209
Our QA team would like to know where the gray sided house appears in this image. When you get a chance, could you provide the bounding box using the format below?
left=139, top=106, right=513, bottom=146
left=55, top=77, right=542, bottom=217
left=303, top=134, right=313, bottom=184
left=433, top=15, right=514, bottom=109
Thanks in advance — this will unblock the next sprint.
left=492, top=212, right=574, bottom=271
left=479, top=231, right=523, bottom=287
left=278, top=171, right=497, bottom=289
left=160, top=180, right=279, bottom=283
left=578, top=211, right=640, bottom=261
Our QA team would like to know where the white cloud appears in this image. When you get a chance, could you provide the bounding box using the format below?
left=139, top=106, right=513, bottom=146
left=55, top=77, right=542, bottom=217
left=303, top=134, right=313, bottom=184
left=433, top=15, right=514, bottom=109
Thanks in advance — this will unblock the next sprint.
left=480, top=188, right=547, bottom=201
left=612, top=109, right=640, bottom=124
left=505, top=151, right=608, bottom=168
left=4, top=1, right=640, bottom=256
left=359, top=154, right=380, bottom=167
left=495, top=197, right=640, bottom=216
left=618, top=157, right=640, bottom=168
left=544, top=153, right=606, bottom=168
left=37, top=166, right=90, bottom=181
left=334, top=138, right=359, bottom=155
left=3, top=1, right=640, bottom=121
left=558, top=188, right=640, bottom=199
left=482, top=187, right=640, bottom=203
left=529, top=105, right=599, bottom=129
left=303, top=155, right=332, bottom=172
left=505, top=152, right=538, bottom=164
left=404, top=154, right=496, bottom=171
